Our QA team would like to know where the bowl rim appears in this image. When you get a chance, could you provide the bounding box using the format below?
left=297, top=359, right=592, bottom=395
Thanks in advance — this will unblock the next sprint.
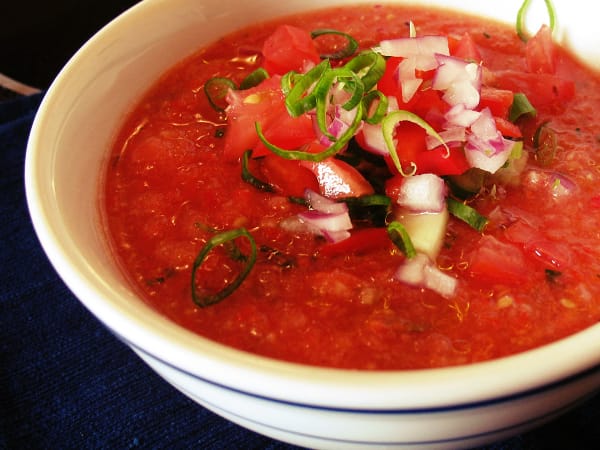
left=24, top=0, right=600, bottom=410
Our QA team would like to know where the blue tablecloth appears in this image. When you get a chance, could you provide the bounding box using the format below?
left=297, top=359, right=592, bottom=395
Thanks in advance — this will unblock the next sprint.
left=1, top=92, right=599, bottom=449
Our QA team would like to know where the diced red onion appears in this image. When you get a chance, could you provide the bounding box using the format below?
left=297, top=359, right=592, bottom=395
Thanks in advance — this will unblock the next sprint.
left=395, top=173, right=447, bottom=213
left=464, top=108, right=514, bottom=173
left=379, top=36, right=449, bottom=70
left=395, top=253, right=457, bottom=298
left=524, top=170, right=577, bottom=200
left=305, top=188, right=348, bottom=214
left=321, top=229, right=352, bottom=243
left=432, top=54, right=481, bottom=109
left=444, top=104, right=481, bottom=128
left=425, top=126, right=466, bottom=150
left=313, top=104, right=358, bottom=147
left=297, top=209, right=353, bottom=236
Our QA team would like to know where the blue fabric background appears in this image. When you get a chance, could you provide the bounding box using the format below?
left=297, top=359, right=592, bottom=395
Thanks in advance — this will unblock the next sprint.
left=1, top=93, right=599, bottom=449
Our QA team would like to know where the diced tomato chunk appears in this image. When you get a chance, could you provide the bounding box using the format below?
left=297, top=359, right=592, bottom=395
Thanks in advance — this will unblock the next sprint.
left=468, top=235, right=529, bottom=285
left=259, top=155, right=320, bottom=197
left=449, top=32, right=482, bottom=62
left=489, top=70, right=575, bottom=108
left=414, top=145, right=470, bottom=176
left=479, top=86, right=514, bottom=119
left=319, top=227, right=392, bottom=257
left=261, top=25, right=321, bottom=75
left=494, top=117, right=522, bottom=139
left=525, top=24, right=556, bottom=74
left=301, top=157, right=375, bottom=199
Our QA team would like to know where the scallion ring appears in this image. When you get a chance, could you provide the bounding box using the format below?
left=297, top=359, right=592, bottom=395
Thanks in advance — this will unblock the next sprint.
left=344, top=50, right=386, bottom=91
left=239, top=68, right=270, bottom=90
left=362, top=90, right=388, bottom=125
left=509, top=92, right=537, bottom=122
left=241, top=149, right=274, bottom=192
left=256, top=100, right=364, bottom=161
left=284, top=59, right=331, bottom=117
left=447, top=198, right=489, bottom=232
left=311, top=29, right=359, bottom=60
left=191, top=228, right=257, bottom=307
left=387, top=221, right=416, bottom=259
left=204, top=77, right=237, bottom=112
left=516, top=0, right=556, bottom=41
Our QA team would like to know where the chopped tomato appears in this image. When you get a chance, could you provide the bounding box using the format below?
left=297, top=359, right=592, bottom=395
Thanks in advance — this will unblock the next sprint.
left=393, top=120, right=428, bottom=166
left=479, top=86, right=514, bottom=119
left=301, top=157, right=375, bottom=199
left=259, top=155, right=320, bottom=197
left=468, top=235, right=529, bottom=285
left=319, top=227, right=392, bottom=257
left=449, top=32, right=482, bottom=62
left=591, top=195, right=600, bottom=208
left=504, top=219, right=571, bottom=270
left=525, top=24, right=556, bottom=74
left=223, top=76, right=315, bottom=161
left=494, top=117, right=522, bottom=139
left=414, top=145, right=470, bottom=176
left=261, top=25, right=321, bottom=75
left=489, top=70, right=575, bottom=108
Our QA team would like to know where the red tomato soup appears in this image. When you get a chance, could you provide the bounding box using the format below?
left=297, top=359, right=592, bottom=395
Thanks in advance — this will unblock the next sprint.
left=104, top=4, right=600, bottom=370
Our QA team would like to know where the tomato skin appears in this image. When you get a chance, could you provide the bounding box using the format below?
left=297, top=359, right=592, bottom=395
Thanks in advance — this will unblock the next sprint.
left=259, top=155, right=320, bottom=197
left=525, top=24, right=556, bottom=74
left=262, top=25, right=321, bottom=75
left=468, top=235, right=529, bottom=285
left=319, top=227, right=392, bottom=257
left=302, top=158, right=375, bottom=199
left=494, top=117, right=522, bottom=139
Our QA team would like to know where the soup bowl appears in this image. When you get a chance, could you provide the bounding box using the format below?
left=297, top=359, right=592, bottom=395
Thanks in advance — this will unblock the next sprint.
left=24, top=0, right=600, bottom=448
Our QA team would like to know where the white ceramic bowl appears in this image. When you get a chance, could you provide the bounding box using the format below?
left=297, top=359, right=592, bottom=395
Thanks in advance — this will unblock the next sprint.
left=25, top=0, right=600, bottom=449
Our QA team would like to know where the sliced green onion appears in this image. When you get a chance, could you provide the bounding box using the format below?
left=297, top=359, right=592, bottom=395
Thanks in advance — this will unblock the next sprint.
left=241, top=149, right=274, bottom=192
left=314, top=67, right=364, bottom=141
left=191, top=228, right=257, bottom=307
left=338, top=194, right=391, bottom=208
left=516, top=0, right=556, bottom=41
left=387, top=221, right=417, bottom=259
left=447, top=198, right=489, bottom=232
left=533, top=121, right=557, bottom=166
left=362, top=90, right=388, bottom=125
left=256, top=100, right=364, bottom=161
left=239, top=68, right=270, bottom=90
left=344, top=50, right=386, bottom=92
left=204, top=77, right=237, bottom=112
left=284, top=59, right=330, bottom=117
left=509, top=92, right=537, bottom=122
left=382, top=110, right=449, bottom=177
left=311, top=29, right=359, bottom=60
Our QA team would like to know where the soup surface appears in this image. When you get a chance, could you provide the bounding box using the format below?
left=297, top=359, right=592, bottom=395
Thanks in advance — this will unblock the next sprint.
left=104, top=4, right=600, bottom=370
